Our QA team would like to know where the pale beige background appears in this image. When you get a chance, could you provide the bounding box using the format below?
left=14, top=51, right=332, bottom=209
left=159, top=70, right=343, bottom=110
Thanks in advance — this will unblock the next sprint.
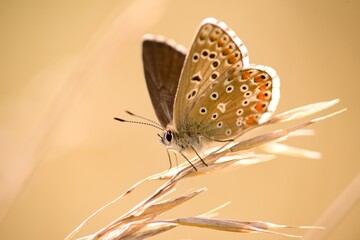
left=0, top=0, right=359, bottom=239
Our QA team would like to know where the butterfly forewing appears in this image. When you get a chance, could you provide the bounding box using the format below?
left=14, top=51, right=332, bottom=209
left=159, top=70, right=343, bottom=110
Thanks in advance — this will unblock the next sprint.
left=173, top=18, right=249, bottom=127
left=173, top=18, right=280, bottom=141
left=142, top=34, right=187, bottom=128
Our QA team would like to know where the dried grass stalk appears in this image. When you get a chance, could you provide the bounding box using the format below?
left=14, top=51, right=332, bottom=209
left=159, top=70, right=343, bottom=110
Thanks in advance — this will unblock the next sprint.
left=66, top=99, right=344, bottom=240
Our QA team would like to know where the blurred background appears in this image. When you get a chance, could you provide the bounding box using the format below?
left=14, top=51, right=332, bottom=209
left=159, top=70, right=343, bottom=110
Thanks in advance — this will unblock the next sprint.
left=0, top=0, right=359, bottom=239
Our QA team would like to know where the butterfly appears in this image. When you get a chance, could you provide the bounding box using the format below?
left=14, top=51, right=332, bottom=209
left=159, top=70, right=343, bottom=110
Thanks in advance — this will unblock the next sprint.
left=120, top=18, right=280, bottom=169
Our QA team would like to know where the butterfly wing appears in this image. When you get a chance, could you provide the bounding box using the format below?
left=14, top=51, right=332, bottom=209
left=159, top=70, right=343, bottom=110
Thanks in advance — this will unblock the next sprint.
left=173, top=18, right=280, bottom=141
left=173, top=18, right=248, bottom=127
left=142, top=34, right=187, bottom=128
left=194, top=65, right=280, bottom=140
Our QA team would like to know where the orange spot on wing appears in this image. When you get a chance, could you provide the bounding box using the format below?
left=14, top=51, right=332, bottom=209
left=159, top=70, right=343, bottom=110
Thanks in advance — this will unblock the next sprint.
left=210, top=34, right=217, bottom=42
left=227, top=54, right=237, bottom=64
left=259, top=83, right=268, bottom=90
left=254, top=75, right=264, bottom=83
left=217, top=40, right=225, bottom=47
left=257, top=92, right=267, bottom=100
left=246, top=116, right=257, bottom=125
left=242, top=72, right=250, bottom=80
left=255, top=103, right=265, bottom=112
left=222, top=48, right=231, bottom=55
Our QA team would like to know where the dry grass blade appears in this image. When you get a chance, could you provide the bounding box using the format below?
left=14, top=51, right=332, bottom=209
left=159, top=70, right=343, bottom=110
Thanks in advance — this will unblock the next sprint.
left=86, top=186, right=204, bottom=239
left=172, top=217, right=323, bottom=238
left=228, top=109, right=340, bottom=153
left=76, top=168, right=195, bottom=240
left=260, top=142, right=322, bottom=159
left=140, top=188, right=206, bottom=217
left=121, top=222, right=178, bottom=240
left=65, top=177, right=150, bottom=240
left=148, top=153, right=275, bottom=180
left=67, top=100, right=343, bottom=240
left=266, top=99, right=340, bottom=124
left=147, top=101, right=345, bottom=180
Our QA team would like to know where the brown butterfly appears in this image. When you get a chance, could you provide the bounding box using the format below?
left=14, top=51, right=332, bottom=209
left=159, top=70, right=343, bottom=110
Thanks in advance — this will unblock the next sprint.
left=117, top=18, right=280, bottom=169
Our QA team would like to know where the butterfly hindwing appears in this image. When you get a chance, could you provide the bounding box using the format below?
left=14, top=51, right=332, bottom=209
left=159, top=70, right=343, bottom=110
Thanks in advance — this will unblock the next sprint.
left=193, top=65, right=280, bottom=140
left=142, top=34, right=187, bottom=128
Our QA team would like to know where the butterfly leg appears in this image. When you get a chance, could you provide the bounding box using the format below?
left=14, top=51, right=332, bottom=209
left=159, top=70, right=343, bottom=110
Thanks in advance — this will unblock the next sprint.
left=173, top=152, right=179, bottom=169
left=179, top=150, right=198, bottom=171
left=189, top=145, right=208, bottom=167
left=166, top=148, right=173, bottom=169
left=166, top=149, right=180, bottom=170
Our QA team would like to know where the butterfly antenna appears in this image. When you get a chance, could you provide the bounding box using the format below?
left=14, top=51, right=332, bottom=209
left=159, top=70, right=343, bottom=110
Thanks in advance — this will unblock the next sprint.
left=114, top=117, right=164, bottom=131
left=125, top=110, right=164, bottom=128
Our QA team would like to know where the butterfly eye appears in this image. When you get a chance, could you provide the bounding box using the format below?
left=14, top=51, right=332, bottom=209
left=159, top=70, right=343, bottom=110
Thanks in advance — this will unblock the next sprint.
left=165, top=131, right=173, bottom=142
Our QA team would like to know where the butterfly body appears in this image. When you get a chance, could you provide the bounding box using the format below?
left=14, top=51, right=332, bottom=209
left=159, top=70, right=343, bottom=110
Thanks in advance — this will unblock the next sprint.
left=161, top=123, right=202, bottom=150
left=142, top=18, right=280, bottom=164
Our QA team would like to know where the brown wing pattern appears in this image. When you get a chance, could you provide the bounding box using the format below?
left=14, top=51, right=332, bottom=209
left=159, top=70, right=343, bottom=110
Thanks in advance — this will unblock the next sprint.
left=172, top=18, right=280, bottom=141
left=142, top=35, right=187, bottom=128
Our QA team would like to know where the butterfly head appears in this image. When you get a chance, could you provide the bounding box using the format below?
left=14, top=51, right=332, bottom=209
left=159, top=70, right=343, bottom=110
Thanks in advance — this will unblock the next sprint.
left=159, top=129, right=173, bottom=146
left=158, top=125, right=184, bottom=151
